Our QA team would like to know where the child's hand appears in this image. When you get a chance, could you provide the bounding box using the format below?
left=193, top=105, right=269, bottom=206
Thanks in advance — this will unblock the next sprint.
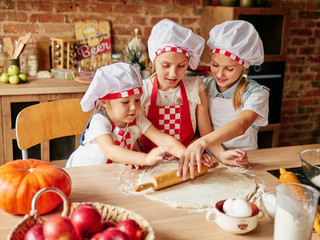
left=128, top=164, right=142, bottom=170
left=219, top=149, right=248, bottom=168
left=200, top=153, right=215, bottom=167
left=177, top=140, right=206, bottom=180
left=146, top=145, right=172, bottom=166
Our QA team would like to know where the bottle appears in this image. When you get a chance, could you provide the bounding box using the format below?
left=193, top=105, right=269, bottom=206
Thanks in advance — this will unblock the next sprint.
left=28, top=55, right=38, bottom=77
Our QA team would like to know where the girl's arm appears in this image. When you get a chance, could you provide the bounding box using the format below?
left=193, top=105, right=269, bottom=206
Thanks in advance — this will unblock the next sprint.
left=179, top=110, right=258, bottom=178
left=195, top=89, right=248, bottom=167
left=96, top=134, right=170, bottom=166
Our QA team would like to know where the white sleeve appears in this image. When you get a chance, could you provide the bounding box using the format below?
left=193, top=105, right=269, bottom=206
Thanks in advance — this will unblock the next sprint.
left=242, top=90, right=269, bottom=127
left=84, top=114, right=112, bottom=143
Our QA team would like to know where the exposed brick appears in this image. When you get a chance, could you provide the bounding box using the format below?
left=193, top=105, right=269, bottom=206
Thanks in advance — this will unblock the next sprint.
left=151, top=17, right=178, bottom=25
left=0, top=12, right=28, bottom=22
left=291, top=38, right=307, bottom=45
left=3, top=23, right=39, bottom=34
left=55, top=3, right=77, bottom=13
left=30, top=13, right=64, bottom=23
left=78, top=3, right=112, bottom=13
left=173, top=0, right=202, bottom=8
left=145, top=0, right=171, bottom=4
left=18, top=1, right=52, bottom=12
left=299, top=11, right=320, bottom=19
left=0, top=0, right=15, bottom=10
left=114, top=5, right=143, bottom=14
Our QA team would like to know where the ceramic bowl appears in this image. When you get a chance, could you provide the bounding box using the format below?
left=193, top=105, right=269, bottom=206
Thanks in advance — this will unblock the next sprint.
left=300, top=149, right=320, bottom=189
left=261, top=193, right=276, bottom=220
left=206, top=200, right=260, bottom=234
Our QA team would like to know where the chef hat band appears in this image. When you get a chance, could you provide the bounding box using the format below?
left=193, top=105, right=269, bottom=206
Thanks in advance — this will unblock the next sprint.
left=100, top=87, right=143, bottom=100
left=80, top=62, right=143, bottom=112
left=148, top=19, right=204, bottom=70
left=207, top=20, right=264, bottom=68
left=155, top=46, right=190, bottom=59
left=211, top=48, right=246, bottom=67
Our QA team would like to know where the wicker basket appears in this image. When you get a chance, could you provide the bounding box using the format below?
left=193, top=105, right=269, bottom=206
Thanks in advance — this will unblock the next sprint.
left=8, top=187, right=155, bottom=240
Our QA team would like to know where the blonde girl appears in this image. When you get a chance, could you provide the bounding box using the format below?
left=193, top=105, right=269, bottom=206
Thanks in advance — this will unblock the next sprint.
left=179, top=20, right=269, bottom=178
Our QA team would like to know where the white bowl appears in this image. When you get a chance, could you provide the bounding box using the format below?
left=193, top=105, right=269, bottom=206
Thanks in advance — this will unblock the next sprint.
left=262, top=193, right=276, bottom=220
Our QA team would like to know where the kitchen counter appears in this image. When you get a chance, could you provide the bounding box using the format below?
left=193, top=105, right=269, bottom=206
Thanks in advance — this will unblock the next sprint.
left=1, top=144, right=319, bottom=240
left=0, top=77, right=88, bottom=96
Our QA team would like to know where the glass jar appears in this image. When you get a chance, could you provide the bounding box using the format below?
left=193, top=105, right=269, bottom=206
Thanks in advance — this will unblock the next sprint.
left=28, top=55, right=38, bottom=77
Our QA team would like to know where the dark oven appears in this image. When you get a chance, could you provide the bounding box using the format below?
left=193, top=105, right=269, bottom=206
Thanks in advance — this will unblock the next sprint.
left=248, top=61, right=285, bottom=125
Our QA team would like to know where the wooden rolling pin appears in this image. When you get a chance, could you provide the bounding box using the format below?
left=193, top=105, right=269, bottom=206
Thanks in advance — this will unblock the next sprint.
left=135, top=162, right=219, bottom=192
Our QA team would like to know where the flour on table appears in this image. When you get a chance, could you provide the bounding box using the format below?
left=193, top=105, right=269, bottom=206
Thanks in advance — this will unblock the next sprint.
left=134, top=162, right=258, bottom=209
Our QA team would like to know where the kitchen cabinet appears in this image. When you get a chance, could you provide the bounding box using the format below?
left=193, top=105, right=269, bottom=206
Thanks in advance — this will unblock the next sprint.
left=200, top=6, right=290, bottom=64
left=0, top=77, right=88, bottom=166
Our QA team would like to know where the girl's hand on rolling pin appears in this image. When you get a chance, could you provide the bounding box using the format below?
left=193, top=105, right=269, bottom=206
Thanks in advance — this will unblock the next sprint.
left=219, top=149, right=248, bottom=168
left=146, top=145, right=172, bottom=166
left=177, top=139, right=206, bottom=180
left=128, top=164, right=142, bottom=170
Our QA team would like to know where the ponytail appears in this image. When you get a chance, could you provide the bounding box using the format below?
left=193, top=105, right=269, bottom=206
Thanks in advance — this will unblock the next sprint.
left=232, top=69, right=249, bottom=110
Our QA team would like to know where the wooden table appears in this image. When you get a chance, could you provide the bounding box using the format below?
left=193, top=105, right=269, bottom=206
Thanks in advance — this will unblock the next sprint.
left=1, top=144, right=320, bottom=240
left=0, top=77, right=88, bottom=164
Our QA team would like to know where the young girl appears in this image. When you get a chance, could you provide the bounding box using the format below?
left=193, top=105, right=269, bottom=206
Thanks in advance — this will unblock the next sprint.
left=178, top=20, right=269, bottom=177
left=140, top=19, right=248, bottom=175
left=66, top=62, right=190, bottom=169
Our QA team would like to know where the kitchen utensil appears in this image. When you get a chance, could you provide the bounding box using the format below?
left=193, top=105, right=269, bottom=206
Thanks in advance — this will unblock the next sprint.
left=3, top=37, right=14, bottom=58
left=13, top=32, right=32, bottom=59
left=300, top=149, right=320, bottom=189
left=206, top=199, right=260, bottom=234
left=135, top=162, right=219, bottom=192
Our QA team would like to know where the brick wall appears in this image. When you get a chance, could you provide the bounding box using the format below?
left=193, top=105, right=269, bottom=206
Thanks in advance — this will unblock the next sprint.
left=0, top=0, right=319, bottom=147
left=269, top=0, right=320, bottom=146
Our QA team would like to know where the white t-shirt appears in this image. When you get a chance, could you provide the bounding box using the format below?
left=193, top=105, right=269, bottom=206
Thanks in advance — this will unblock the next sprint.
left=141, top=76, right=206, bottom=133
left=66, top=112, right=152, bottom=167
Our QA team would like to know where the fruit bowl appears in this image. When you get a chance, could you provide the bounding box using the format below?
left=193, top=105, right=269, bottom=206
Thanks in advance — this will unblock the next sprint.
left=300, top=149, right=320, bottom=190
left=8, top=187, right=154, bottom=240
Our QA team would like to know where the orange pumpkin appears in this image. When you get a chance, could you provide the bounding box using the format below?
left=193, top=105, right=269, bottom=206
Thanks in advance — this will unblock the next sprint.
left=0, top=159, right=71, bottom=215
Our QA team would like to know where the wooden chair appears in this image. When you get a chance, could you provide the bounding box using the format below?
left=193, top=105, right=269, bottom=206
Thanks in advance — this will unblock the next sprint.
left=16, top=98, right=92, bottom=166
left=259, top=123, right=281, bottom=148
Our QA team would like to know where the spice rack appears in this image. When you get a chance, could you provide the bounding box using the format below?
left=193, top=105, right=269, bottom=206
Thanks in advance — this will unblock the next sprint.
left=50, top=37, right=77, bottom=69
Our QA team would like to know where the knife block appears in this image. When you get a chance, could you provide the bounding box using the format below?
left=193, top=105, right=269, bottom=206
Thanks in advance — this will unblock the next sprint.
left=50, top=37, right=77, bottom=69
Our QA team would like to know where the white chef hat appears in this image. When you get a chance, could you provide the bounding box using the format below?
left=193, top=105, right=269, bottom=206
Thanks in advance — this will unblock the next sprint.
left=148, top=19, right=205, bottom=70
left=207, top=20, right=264, bottom=68
left=80, top=62, right=143, bottom=112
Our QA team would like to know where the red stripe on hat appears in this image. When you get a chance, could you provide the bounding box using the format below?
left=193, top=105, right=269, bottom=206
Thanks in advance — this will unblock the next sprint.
left=211, top=48, right=247, bottom=67
left=155, top=46, right=190, bottom=59
left=99, top=87, right=143, bottom=100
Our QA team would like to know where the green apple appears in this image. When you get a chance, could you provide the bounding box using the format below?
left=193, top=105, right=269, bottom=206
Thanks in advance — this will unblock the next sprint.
left=9, top=75, right=20, bottom=84
left=0, top=73, right=10, bottom=83
left=19, top=73, right=28, bottom=82
left=8, top=65, right=20, bottom=76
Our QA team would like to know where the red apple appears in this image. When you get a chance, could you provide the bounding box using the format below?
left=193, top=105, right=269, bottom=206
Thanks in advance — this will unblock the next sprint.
left=117, top=219, right=143, bottom=240
left=71, top=203, right=103, bottom=238
left=43, top=216, right=77, bottom=240
left=91, top=227, right=129, bottom=240
left=24, top=225, right=45, bottom=240
left=101, top=221, right=117, bottom=231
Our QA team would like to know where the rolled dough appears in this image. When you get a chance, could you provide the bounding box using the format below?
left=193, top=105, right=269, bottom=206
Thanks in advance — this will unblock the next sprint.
left=137, top=162, right=257, bottom=209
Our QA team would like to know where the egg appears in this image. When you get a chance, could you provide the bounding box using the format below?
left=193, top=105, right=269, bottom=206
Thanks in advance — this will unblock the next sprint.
left=223, top=198, right=234, bottom=215
left=231, top=198, right=252, bottom=217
